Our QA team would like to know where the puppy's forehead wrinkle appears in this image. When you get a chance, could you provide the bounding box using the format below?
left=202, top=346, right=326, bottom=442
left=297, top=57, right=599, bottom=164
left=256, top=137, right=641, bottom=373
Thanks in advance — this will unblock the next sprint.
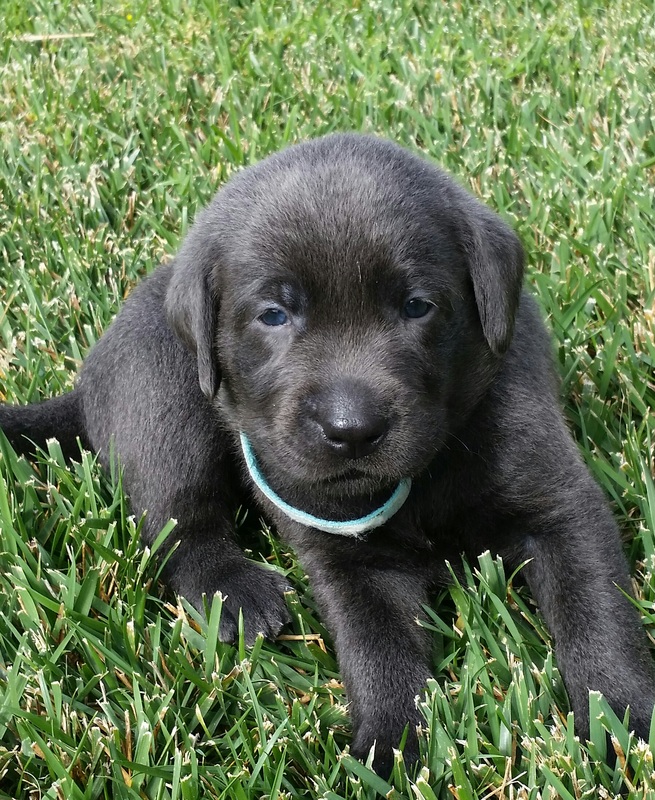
left=228, top=243, right=463, bottom=320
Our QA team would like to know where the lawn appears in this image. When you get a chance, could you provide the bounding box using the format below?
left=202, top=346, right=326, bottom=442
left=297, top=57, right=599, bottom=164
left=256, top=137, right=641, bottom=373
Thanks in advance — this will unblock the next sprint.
left=1, top=0, right=654, bottom=797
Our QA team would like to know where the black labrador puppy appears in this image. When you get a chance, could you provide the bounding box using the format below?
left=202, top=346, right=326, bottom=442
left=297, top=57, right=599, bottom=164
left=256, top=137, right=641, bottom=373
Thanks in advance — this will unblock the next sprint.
left=1, top=134, right=653, bottom=773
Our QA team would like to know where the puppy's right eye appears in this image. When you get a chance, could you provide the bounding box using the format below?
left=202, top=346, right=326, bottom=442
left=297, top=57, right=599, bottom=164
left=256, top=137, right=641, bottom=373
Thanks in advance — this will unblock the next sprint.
left=259, top=308, right=289, bottom=326
left=403, top=297, right=433, bottom=319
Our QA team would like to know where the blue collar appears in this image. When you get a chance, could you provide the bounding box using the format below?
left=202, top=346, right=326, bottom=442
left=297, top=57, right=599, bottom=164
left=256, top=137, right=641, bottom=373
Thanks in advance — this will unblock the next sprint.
left=240, top=433, right=412, bottom=538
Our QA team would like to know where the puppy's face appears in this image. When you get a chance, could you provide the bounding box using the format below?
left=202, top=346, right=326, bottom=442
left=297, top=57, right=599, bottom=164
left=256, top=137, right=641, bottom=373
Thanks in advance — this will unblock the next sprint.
left=166, top=136, right=524, bottom=505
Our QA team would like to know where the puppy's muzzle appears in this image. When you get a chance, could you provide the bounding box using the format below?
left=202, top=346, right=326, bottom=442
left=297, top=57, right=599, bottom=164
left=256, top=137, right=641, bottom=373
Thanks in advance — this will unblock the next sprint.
left=309, top=380, right=389, bottom=460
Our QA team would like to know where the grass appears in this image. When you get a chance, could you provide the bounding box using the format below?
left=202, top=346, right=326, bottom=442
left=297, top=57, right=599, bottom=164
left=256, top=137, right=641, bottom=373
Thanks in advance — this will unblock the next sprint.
left=0, top=0, right=654, bottom=796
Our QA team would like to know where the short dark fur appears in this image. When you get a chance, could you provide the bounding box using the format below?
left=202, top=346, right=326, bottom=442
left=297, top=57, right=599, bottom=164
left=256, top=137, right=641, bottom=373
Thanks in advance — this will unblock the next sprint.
left=2, top=134, right=653, bottom=773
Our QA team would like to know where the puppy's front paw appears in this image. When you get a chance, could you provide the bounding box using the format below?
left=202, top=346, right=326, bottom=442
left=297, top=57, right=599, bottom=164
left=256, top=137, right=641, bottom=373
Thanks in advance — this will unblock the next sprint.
left=208, top=562, right=291, bottom=645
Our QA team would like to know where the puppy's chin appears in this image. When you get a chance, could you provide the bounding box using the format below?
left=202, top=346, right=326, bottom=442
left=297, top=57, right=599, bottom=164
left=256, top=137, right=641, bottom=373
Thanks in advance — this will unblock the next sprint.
left=259, top=453, right=399, bottom=496
left=250, top=444, right=419, bottom=524
left=312, top=468, right=396, bottom=498
left=264, top=464, right=407, bottom=523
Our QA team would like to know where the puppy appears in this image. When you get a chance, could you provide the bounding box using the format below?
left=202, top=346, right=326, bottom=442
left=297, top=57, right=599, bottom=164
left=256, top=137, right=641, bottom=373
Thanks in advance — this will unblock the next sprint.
left=1, top=134, right=653, bottom=774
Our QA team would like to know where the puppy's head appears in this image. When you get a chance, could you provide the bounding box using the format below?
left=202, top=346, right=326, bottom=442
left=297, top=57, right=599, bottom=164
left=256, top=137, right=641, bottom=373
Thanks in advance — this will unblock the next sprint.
left=166, top=135, right=523, bottom=504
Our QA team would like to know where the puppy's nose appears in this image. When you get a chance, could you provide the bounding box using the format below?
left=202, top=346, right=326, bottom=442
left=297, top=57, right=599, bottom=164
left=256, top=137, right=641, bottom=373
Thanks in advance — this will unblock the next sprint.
left=313, top=384, right=388, bottom=459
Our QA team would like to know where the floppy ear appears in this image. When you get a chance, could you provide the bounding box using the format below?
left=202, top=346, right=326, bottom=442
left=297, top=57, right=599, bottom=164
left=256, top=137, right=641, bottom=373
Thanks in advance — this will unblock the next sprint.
left=461, top=202, right=524, bottom=356
left=165, top=230, right=221, bottom=400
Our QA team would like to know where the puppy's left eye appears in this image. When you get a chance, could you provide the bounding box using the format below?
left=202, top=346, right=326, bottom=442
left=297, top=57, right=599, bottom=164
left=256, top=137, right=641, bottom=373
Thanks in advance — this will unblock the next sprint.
left=403, top=298, right=432, bottom=319
left=259, top=308, right=289, bottom=326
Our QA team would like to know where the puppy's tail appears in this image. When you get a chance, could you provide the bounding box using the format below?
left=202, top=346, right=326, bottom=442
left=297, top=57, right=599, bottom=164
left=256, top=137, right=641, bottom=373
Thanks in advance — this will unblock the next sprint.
left=0, top=389, right=89, bottom=460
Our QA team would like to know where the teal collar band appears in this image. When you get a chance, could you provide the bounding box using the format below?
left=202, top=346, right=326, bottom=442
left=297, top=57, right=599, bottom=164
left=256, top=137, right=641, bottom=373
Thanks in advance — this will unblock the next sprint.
left=240, top=433, right=412, bottom=538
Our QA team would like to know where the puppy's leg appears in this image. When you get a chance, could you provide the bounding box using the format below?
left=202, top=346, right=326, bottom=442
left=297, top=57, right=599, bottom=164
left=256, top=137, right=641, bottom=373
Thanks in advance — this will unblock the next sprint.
left=294, top=542, right=432, bottom=775
left=121, top=461, right=291, bottom=646
left=520, top=475, right=655, bottom=741
left=155, top=504, right=290, bottom=645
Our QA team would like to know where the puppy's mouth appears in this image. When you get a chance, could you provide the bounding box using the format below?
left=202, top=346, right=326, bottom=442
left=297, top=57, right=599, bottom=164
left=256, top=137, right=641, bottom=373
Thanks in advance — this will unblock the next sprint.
left=281, top=454, right=406, bottom=498
left=321, top=465, right=373, bottom=483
